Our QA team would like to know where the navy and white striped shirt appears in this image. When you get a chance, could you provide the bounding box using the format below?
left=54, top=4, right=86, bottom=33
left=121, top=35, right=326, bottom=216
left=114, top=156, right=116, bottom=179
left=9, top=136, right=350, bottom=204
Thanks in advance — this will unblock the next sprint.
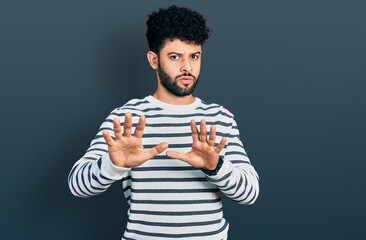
left=68, top=95, right=259, bottom=240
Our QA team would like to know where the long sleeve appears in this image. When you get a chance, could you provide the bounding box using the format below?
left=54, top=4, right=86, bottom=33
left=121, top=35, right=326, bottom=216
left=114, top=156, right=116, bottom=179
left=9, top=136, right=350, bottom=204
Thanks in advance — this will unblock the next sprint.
left=203, top=118, right=260, bottom=205
left=68, top=109, right=130, bottom=198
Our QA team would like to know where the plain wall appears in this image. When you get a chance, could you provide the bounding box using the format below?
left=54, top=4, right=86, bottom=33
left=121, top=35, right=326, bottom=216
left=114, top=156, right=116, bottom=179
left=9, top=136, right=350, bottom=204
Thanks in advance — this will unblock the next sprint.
left=1, top=0, right=365, bottom=239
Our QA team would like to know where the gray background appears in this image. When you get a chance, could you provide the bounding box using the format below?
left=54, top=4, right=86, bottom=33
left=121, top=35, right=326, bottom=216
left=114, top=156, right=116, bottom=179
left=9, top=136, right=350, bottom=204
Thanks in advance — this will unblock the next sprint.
left=1, top=0, right=365, bottom=239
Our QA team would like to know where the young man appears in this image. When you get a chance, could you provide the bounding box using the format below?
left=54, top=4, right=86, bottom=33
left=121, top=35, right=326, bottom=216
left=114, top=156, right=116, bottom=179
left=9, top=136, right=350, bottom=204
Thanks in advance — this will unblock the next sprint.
left=68, top=5, right=259, bottom=240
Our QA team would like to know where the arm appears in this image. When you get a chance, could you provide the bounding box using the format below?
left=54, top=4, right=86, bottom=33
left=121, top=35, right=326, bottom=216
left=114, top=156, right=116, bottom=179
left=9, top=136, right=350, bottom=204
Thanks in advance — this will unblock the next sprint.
left=203, top=118, right=259, bottom=205
left=68, top=110, right=168, bottom=198
left=166, top=118, right=259, bottom=205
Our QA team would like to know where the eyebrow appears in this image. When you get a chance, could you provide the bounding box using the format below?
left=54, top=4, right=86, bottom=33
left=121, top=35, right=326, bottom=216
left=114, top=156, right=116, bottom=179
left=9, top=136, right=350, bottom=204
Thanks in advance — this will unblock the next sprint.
left=167, top=51, right=201, bottom=55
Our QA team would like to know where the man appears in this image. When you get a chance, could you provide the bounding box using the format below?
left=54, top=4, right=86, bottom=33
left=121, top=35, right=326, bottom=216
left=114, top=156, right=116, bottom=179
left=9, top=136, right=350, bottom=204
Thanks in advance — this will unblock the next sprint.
left=68, top=5, right=259, bottom=240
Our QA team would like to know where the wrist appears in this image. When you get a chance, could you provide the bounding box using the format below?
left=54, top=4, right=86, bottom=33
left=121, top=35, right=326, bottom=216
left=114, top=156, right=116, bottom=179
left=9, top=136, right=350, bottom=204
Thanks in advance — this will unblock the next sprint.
left=100, top=154, right=130, bottom=180
left=201, top=157, right=224, bottom=176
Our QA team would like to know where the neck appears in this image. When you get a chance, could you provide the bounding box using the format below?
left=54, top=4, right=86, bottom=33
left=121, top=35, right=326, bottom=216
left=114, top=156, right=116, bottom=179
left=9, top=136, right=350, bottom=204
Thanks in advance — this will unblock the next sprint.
left=153, top=85, right=195, bottom=105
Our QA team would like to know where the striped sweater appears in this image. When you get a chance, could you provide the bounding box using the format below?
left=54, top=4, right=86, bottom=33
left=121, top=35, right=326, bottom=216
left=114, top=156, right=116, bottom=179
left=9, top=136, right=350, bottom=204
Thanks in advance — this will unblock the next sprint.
left=68, top=95, right=259, bottom=240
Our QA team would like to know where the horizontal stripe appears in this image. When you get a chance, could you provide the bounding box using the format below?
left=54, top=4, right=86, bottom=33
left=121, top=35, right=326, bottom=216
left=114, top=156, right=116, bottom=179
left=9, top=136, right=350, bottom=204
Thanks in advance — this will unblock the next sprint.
left=228, top=142, right=243, bottom=147
left=123, top=100, right=150, bottom=107
left=131, top=166, right=197, bottom=171
left=129, top=207, right=223, bottom=216
left=130, top=198, right=221, bottom=204
left=195, top=105, right=220, bottom=111
left=102, top=120, right=233, bottom=127
left=131, top=177, right=207, bottom=182
left=226, top=151, right=248, bottom=157
left=121, top=107, right=162, bottom=112
left=113, top=112, right=233, bottom=119
left=125, top=220, right=227, bottom=238
left=231, top=160, right=251, bottom=164
left=127, top=218, right=221, bottom=227
left=131, top=188, right=218, bottom=193
left=207, top=172, right=232, bottom=183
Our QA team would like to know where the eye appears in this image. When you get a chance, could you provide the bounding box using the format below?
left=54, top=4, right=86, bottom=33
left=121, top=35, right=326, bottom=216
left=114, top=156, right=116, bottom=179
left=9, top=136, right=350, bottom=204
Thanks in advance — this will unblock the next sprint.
left=170, top=55, right=179, bottom=60
left=191, top=54, right=199, bottom=60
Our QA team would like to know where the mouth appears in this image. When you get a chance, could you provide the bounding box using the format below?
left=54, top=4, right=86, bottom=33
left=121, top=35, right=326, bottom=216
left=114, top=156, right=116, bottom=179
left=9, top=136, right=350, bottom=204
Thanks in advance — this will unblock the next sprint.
left=178, top=76, right=193, bottom=84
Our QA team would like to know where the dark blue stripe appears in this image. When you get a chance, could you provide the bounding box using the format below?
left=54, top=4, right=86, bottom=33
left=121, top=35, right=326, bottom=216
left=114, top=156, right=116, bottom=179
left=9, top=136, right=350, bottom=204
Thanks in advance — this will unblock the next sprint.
left=80, top=162, right=94, bottom=195
left=131, top=166, right=197, bottom=172
left=75, top=163, right=89, bottom=196
left=131, top=177, right=207, bottom=182
left=234, top=184, right=253, bottom=202
left=99, top=173, right=112, bottom=181
left=121, top=107, right=162, bottom=112
left=207, top=172, right=232, bottom=183
left=235, top=175, right=244, bottom=192
left=125, top=219, right=227, bottom=238
left=230, top=174, right=249, bottom=199
left=144, top=120, right=232, bottom=127
left=130, top=198, right=221, bottom=204
left=127, top=218, right=221, bottom=227
left=121, top=175, right=132, bottom=182
left=113, top=112, right=232, bottom=119
left=68, top=164, right=83, bottom=197
left=129, top=207, right=223, bottom=216
left=195, top=105, right=220, bottom=111
left=123, top=100, right=149, bottom=107
left=230, top=160, right=251, bottom=164
left=228, top=142, right=243, bottom=147
left=87, top=148, right=108, bottom=153
left=92, top=173, right=110, bottom=187
left=221, top=180, right=235, bottom=191
left=68, top=165, right=78, bottom=183
left=102, top=119, right=232, bottom=127
left=226, top=151, right=248, bottom=157
left=84, top=156, right=99, bottom=160
left=88, top=163, right=106, bottom=191
left=131, top=188, right=218, bottom=193
left=123, top=186, right=131, bottom=192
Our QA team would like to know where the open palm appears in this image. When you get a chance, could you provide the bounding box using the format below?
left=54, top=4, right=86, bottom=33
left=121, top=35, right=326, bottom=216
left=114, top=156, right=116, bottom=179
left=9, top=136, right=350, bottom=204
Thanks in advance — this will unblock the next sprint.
left=103, top=112, right=168, bottom=168
left=166, top=119, right=227, bottom=170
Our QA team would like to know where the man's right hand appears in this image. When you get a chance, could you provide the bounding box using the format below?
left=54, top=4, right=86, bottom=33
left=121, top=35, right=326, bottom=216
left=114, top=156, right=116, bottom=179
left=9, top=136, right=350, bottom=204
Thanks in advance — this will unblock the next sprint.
left=102, top=112, right=168, bottom=168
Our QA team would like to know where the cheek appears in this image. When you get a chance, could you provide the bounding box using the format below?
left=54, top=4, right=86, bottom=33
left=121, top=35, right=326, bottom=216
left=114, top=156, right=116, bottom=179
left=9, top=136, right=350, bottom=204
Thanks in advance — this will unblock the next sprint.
left=194, top=62, right=201, bottom=74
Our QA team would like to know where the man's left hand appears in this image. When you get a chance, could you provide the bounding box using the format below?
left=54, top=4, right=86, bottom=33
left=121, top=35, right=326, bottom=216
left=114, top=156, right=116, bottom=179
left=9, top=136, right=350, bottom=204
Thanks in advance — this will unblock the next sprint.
left=166, top=119, right=227, bottom=170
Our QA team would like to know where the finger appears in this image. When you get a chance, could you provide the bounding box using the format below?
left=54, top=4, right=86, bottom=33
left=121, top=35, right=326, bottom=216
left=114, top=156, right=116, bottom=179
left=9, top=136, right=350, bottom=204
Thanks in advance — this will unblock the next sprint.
left=166, top=150, right=189, bottom=162
left=208, top=125, right=216, bottom=147
left=134, top=115, right=146, bottom=138
left=190, top=120, right=199, bottom=142
left=113, top=118, right=122, bottom=141
left=148, top=142, right=169, bottom=158
left=200, top=119, right=207, bottom=142
left=102, top=130, right=114, bottom=147
left=215, top=137, right=227, bottom=154
left=123, top=112, right=132, bottom=137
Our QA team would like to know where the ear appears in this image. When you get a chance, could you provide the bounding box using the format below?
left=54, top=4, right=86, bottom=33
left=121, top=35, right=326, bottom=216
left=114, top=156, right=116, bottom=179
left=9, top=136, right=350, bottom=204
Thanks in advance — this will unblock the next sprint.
left=147, top=51, right=159, bottom=70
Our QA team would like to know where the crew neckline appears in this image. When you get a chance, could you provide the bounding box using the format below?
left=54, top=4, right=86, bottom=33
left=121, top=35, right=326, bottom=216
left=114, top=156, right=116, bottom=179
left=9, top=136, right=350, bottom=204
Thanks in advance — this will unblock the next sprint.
left=146, top=95, right=201, bottom=112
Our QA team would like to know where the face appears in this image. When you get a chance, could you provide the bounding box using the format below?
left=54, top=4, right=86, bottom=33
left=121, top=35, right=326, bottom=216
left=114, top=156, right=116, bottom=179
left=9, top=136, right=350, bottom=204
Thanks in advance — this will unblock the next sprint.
left=157, top=39, right=202, bottom=96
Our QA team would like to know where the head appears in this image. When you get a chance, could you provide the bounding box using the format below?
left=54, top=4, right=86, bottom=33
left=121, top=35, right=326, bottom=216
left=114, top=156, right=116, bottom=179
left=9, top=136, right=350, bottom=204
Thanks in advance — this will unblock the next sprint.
left=146, top=5, right=211, bottom=97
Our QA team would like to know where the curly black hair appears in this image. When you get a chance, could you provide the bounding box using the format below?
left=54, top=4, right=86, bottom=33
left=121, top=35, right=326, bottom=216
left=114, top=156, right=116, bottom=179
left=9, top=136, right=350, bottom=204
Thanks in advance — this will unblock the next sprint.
left=146, top=5, right=212, bottom=54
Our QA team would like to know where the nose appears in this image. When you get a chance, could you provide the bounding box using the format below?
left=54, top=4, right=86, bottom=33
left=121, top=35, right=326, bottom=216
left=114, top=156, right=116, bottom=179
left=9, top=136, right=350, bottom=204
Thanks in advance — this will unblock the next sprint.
left=181, top=58, right=192, bottom=73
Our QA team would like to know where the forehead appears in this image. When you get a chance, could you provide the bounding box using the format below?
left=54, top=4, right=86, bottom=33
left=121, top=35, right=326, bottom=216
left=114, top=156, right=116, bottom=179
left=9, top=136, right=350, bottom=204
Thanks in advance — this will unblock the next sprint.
left=160, top=38, right=202, bottom=54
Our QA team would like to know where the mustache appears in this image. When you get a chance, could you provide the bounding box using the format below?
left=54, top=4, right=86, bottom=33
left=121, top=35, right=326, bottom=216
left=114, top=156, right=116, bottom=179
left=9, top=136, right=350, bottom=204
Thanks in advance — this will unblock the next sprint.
left=175, top=73, right=197, bottom=80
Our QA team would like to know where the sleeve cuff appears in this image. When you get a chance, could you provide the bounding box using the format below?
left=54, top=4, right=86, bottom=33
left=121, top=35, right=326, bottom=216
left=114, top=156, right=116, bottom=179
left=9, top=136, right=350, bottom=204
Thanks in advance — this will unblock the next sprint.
left=100, top=154, right=130, bottom=180
left=201, top=157, right=224, bottom=176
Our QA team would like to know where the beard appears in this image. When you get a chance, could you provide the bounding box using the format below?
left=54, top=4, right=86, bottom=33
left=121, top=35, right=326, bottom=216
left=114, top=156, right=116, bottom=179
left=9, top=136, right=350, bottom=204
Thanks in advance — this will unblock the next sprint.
left=157, top=61, right=199, bottom=97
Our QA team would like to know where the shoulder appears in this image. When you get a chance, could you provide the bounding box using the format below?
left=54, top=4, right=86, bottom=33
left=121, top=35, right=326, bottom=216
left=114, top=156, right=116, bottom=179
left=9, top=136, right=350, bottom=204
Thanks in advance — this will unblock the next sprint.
left=105, top=96, right=153, bottom=117
left=117, top=96, right=150, bottom=110
left=114, top=96, right=153, bottom=111
left=198, top=98, right=235, bottom=119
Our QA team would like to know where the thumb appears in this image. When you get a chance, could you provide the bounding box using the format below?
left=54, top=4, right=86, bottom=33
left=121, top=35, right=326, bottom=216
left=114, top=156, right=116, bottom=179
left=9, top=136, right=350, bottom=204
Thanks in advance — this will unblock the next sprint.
left=148, top=142, right=169, bottom=158
left=166, top=151, right=189, bottom=162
